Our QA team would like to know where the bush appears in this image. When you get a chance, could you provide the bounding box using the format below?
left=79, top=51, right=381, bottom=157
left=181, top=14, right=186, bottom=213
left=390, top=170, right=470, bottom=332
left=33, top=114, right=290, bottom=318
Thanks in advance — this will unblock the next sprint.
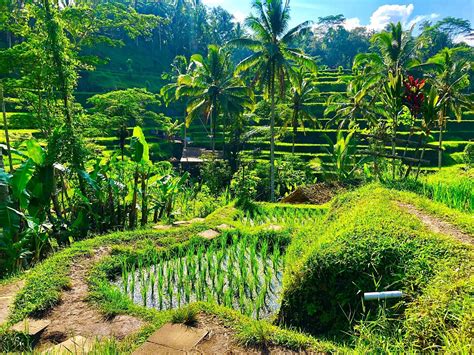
left=200, top=153, right=232, bottom=195
left=463, top=142, right=474, bottom=168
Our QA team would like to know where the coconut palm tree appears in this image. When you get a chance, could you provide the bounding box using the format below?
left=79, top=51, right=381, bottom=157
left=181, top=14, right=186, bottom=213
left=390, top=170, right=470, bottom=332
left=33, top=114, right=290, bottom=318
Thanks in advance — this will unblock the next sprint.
left=352, top=22, right=415, bottom=179
left=229, top=0, right=315, bottom=201
left=412, top=48, right=472, bottom=169
left=285, top=68, right=319, bottom=154
left=176, top=45, right=253, bottom=153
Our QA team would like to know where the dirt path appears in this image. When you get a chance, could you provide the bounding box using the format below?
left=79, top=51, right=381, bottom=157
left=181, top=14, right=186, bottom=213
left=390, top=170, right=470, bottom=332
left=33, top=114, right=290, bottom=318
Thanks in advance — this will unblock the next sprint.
left=396, top=202, right=473, bottom=245
left=37, top=247, right=144, bottom=350
left=0, top=280, right=25, bottom=326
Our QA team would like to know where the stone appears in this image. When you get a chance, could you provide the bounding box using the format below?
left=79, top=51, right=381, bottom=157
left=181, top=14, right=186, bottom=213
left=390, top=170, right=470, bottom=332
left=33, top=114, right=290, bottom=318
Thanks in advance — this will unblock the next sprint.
left=153, top=224, right=173, bottom=230
left=215, top=224, right=232, bottom=231
left=266, top=224, right=283, bottom=231
left=146, top=323, right=208, bottom=351
left=189, top=218, right=205, bottom=224
left=198, top=229, right=220, bottom=240
left=42, top=336, right=94, bottom=355
left=11, top=318, right=51, bottom=336
left=173, top=220, right=189, bottom=226
left=132, top=342, right=185, bottom=355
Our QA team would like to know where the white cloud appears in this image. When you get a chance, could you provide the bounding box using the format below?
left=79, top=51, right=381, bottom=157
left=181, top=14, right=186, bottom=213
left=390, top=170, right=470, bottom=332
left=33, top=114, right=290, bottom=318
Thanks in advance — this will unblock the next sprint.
left=453, top=34, right=474, bottom=46
left=344, top=17, right=362, bottom=31
left=232, top=10, right=246, bottom=24
left=368, top=4, right=414, bottom=31
left=201, top=0, right=226, bottom=6
left=340, top=4, right=439, bottom=33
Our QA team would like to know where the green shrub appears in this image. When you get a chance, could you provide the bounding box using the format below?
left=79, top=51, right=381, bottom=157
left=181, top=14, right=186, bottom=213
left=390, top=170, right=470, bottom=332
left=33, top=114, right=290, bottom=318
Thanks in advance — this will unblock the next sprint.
left=463, top=142, right=474, bottom=168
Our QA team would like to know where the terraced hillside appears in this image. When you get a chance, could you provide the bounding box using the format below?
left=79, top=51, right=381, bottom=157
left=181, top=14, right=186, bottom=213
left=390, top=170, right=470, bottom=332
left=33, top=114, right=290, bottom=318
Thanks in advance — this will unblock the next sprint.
left=2, top=69, right=472, bottom=168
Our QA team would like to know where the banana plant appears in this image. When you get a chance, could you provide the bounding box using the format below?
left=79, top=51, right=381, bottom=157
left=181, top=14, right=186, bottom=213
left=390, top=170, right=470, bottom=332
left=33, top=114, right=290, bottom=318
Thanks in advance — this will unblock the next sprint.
left=0, top=139, right=54, bottom=274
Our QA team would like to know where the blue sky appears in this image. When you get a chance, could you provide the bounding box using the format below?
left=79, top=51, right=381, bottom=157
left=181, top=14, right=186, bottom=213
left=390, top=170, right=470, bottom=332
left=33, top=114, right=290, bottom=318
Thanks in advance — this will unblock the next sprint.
left=202, top=0, right=474, bottom=41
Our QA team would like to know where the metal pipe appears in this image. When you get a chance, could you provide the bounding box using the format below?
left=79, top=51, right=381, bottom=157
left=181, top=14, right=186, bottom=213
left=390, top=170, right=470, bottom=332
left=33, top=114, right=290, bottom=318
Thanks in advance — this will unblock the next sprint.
left=363, top=291, right=403, bottom=301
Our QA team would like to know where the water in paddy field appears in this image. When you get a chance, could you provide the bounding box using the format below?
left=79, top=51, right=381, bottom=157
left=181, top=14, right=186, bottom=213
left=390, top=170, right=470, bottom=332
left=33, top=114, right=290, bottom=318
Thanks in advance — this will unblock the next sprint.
left=114, top=240, right=285, bottom=320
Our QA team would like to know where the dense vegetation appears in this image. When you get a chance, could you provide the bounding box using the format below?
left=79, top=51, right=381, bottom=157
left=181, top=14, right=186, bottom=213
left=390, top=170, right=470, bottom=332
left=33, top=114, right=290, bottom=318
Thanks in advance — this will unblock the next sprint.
left=0, top=0, right=472, bottom=353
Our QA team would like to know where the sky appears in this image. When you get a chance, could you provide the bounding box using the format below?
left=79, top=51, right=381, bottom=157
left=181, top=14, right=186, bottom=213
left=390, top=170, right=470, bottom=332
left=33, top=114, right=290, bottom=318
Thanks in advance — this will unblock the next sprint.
left=202, top=0, right=474, bottom=43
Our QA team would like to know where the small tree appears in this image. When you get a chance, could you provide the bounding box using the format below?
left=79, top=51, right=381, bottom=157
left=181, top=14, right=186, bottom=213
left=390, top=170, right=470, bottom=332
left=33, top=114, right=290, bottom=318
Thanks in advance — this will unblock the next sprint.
left=87, top=88, right=160, bottom=160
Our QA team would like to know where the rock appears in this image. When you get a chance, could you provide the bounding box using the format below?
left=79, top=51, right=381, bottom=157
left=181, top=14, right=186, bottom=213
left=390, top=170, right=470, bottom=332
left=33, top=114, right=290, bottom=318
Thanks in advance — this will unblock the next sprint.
left=266, top=224, right=283, bottom=231
left=153, top=224, right=173, bottom=230
left=173, top=220, right=190, bottom=226
left=198, top=229, right=220, bottom=240
left=190, top=218, right=205, bottom=224
left=11, top=318, right=51, bottom=336
left=215, top=224, right=232, bottom=231
left=133, top=342, right=184, bottom=355
left=42, top=335, right=93, bottom=354
left=145, top=323, right=208, bottom=351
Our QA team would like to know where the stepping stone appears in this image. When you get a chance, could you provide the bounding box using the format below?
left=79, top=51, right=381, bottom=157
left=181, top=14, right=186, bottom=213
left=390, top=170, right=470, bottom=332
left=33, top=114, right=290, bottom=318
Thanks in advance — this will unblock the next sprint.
left=190, top=218, right=205, bottom=224
left=198, top=229, right=220, bottom=240
left=42, top=336, right=94, bottom=354
left=11, top=318, right=51, bottom=336
left=146, top=323, right=208, bottom=351
left=153, top=224, right=173, bottom=230
left=216, top=224, right=232, bottom=231
left=173, top=220, right=190, bottom=226
left=133, top=342, right=184, bottom=355
left=266, top=224, right=283, bottom=231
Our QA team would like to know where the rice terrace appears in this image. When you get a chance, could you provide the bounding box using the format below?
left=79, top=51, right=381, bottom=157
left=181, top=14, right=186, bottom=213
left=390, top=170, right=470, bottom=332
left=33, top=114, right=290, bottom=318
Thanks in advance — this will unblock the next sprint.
left=0, top=0, right=473, bottom=353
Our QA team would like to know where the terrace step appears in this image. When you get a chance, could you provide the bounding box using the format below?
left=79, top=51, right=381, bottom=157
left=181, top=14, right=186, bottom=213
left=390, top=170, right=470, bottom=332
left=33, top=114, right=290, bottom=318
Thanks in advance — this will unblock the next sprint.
left=133, top=323, right=208, bottom=354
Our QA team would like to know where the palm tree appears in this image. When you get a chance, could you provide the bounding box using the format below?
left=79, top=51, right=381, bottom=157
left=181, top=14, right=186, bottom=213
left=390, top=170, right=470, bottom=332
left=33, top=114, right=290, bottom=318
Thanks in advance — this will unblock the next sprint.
left=229, top=0, right=315, bottom=201
left=285, top=68, right=319, bottom=154
left=412, top=48, right=472, bottom=169
left=176, top=45, right=253, bottom=154
left=160, top=55, right=190, bottom=150
left=352, top=22, right=415, bottom=179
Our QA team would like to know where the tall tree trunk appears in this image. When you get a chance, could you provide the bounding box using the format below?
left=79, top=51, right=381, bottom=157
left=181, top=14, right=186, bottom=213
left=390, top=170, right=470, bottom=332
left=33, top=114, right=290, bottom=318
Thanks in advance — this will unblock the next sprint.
left=129, top=165, right=139, bottom=229
left=391, top=117, right=397, bottom=180
left=269, top=62, right=276, bottom=202
left=0, top=83, right=13, bottom=172
left=292, top=112, right=297, bottom=155
left=438, top=126, right=443, bottom=170
left=211, top=108, right=216, bottom=152
left=141, top=170, right=148, bottom=226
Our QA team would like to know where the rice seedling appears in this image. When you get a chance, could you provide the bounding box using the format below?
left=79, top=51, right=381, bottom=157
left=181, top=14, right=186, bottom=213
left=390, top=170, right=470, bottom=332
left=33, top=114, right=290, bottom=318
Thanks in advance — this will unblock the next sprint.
left=115, top=235, right=287, bottom=319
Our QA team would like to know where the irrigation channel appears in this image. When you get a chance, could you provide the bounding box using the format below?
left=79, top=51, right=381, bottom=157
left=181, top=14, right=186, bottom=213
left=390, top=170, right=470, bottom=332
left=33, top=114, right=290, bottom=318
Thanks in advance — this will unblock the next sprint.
left=114, top=234, right=286, bottom=319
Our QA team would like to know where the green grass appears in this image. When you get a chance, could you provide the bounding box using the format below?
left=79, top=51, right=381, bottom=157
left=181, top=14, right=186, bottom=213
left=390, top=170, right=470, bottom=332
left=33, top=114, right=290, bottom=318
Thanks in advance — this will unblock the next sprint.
left=280, top=185, right=473, bottom=352
left=386, top=166, right=474, bottom=213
